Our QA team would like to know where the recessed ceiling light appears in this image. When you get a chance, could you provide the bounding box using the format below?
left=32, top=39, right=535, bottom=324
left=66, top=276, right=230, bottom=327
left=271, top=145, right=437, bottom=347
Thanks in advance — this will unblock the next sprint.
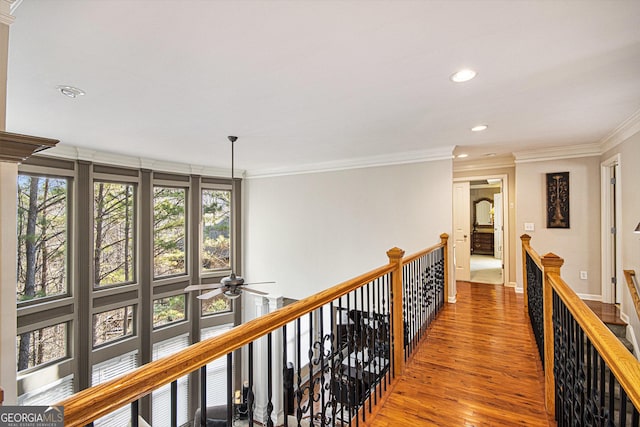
left=57, top=85, right=85, bottom=98
left=457, top=153, right=469, bottom=158
left=471, top=125, right=488, bottom=132
left=450, top=69, right=477, bottom=83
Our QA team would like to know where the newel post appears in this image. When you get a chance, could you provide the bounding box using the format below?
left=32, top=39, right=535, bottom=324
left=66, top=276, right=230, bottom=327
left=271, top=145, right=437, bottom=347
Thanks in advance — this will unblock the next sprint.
left=440, top=233, right=449, bottom=303
left=387, top=247, right=406, bottom=377
left=541, top=252, right=564, bottom=418
left=521, top=234, right=531, bottom=311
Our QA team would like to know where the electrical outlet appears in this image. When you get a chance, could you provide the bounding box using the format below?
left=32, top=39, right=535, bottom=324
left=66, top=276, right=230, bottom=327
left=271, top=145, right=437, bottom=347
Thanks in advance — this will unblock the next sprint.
left=580, top=271, right=588, bottom=280
left=524, top=223, right=535, bottom=232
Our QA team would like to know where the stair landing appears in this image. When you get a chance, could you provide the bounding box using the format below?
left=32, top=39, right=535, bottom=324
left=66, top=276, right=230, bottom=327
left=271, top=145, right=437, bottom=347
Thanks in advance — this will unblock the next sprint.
left=583, top=300, right=634, bottom=353
left=583, top=300, right=626, bottom=325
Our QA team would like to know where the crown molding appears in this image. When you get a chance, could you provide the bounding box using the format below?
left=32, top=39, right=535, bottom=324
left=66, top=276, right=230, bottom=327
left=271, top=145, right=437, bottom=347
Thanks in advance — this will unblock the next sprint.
left=0, top=131, right=59, bottom=163
left=245, top=146, right=454, bottom=179
left=0, top=0, right=15, bottom=25
left=453, top=156, right=515, bottom=173
left=599, top=107, right=640, bottom=154
left=39, top=144, right=240, bottom=178
left=513, top=142, right=601, bottom=164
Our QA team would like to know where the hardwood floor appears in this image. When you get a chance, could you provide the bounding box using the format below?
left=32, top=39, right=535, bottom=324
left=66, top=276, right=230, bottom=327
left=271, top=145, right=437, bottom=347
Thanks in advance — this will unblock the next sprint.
left=368, top=281, right=555, bottom=427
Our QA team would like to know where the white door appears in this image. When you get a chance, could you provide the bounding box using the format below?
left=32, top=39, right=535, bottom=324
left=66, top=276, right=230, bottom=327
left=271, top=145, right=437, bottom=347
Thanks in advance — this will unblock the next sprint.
left=494, top=192, right=503, bottom=260
left=453, top=181, right=470, bottom=281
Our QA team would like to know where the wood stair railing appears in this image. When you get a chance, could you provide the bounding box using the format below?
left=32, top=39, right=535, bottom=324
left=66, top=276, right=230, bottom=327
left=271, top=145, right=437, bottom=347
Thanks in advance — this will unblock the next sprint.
left=57, top=235, right=449, bottom=427
left=522, top=235, right=640, bottom=424
left=624, top=270, right=640, bottom=329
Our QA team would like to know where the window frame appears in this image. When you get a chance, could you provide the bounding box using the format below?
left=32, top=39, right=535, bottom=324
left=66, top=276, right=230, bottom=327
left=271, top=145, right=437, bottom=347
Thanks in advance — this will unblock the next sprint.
left=152, top=180, right=189, bottom=282
left=92, top=175, right=139, bottom=290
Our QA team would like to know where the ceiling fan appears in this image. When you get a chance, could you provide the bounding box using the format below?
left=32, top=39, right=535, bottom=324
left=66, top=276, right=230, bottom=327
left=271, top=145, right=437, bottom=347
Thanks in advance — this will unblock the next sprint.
left=185, top=273, right=274, bottom=300
left=185, top=136, right=274, bottom=300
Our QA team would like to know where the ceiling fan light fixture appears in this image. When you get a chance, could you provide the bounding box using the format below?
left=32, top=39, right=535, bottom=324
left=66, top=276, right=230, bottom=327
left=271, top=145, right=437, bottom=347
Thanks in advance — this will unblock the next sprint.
left=223, top=289, right=242, bottom=300
left=450, top=69, right=477, bottom=83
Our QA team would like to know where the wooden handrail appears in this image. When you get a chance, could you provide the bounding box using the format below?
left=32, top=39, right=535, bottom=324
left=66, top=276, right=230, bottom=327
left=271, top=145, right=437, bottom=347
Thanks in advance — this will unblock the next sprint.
left=547, top=271, right=640, bottom=410
left=59, top=262, right=395, bottom=426
left=624, top=270, right=640, bottom=323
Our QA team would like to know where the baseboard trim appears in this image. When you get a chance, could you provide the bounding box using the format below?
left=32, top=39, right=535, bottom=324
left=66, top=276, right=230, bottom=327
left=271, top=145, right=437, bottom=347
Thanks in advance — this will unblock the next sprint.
left=505, top=281, right=516, bottom=288
left=515, top=286, right=524, bottom=294
left=448, top=296, right=457, bottom=304
left=576, top=293, right=602, bottom=301
left=627, top=323, right=639, bottom=359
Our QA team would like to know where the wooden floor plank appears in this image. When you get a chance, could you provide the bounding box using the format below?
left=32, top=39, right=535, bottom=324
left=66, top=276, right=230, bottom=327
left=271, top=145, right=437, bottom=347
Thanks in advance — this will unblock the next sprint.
left=368, top=281, right=555, bottom=427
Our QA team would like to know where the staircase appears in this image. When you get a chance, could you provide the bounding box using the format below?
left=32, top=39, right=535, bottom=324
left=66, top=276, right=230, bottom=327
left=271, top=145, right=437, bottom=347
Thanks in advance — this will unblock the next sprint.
left=584, top=300, right=634, bottom=353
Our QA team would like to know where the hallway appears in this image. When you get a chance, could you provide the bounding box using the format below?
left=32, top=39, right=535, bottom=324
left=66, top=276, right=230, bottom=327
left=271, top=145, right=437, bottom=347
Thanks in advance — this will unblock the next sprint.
left=369, top=281, right=554, bottom=426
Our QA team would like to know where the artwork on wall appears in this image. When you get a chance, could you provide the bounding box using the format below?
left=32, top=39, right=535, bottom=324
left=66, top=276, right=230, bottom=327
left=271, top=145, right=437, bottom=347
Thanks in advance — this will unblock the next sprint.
left=546, top=172, right=569, bottom=228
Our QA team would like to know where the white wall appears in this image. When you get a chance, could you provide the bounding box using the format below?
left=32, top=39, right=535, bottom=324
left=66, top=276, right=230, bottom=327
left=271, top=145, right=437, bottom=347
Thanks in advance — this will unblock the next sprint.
left=515, top=156, right=602, bottom=296
left=242, top=160, right=452, bottom=300
left=603, top=131, right=640, bottom=356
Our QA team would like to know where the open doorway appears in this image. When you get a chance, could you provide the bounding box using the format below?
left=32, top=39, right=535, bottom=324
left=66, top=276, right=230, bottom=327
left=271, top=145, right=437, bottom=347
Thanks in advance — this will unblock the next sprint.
left=453, top=174, right=509, bottom=286
left=469, top=179, right=504, bottom=284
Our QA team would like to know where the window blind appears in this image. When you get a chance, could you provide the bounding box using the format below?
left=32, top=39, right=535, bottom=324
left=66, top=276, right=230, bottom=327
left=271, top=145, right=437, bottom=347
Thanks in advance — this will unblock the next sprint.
left=18, top=374, right=74, bottom=406
left=201, top=325, right=233, bottom=406
left=152, top=333, right=190, bottom=427
left=92, top=351, right=138, bottom=427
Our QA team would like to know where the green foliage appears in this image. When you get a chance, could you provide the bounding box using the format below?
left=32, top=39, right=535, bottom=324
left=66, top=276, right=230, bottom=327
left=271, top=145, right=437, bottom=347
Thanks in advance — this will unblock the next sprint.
left=153, top=295, right=186, bottom=328
left=201, top=295, right=231, bottom=315
left=94, top=182, right=135, bottom=286
left=16, top=175, right=68, bottom=303
left=201, top=189, right=230, bottom=271
left=153, top=187, right=186, bottom=277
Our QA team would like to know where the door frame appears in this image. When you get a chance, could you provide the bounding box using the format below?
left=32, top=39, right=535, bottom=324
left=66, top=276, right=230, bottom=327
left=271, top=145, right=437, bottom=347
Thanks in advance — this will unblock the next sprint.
left=600, top=154, right=623, bottom=304
left=453, top=174, right=510, bottom=287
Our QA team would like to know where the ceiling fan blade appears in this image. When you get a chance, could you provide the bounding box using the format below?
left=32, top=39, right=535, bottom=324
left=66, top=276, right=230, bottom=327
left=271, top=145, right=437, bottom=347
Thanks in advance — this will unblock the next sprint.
left=241, top=286, right=269, bottom=296
left=185, top=283, right=224, bottom=292
left=197, top=288, right=223, bottom=300
left=242, top=281, right=275, bottom=286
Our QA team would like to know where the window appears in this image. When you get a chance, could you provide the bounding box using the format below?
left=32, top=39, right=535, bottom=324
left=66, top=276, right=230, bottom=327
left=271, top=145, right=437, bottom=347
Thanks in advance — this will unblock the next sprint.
left=18, top=375, right=74, bottom=406
left=92, top=351, right=138, bottom=427
left=153, top=295, right=186, bottom=328
left=93, top=305, right=135, bottom=347
left=153, top=186, right=187, bottom=278
left=201, top=293, right=231, bottom=316
left=17, top=174, right=69, bottom=302
left=201, top=325, right=233, bottom=406
left=151, top=334, right=190, bottom=426
left=16, top=322, right=67, bottom=372
left=201, top=189, right=230, bottom=272
left=94, top=181, right=136, bottom=287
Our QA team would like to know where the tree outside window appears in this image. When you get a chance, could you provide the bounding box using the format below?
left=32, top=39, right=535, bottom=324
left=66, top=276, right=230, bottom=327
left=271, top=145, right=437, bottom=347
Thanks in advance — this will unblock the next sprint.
left=201, top=189, right=230, bottom=272
left=94, top=182, right=136, bottom=287
left=153, top=187, right=186, bottom=278
left=17, top=175, right=68, bottom=302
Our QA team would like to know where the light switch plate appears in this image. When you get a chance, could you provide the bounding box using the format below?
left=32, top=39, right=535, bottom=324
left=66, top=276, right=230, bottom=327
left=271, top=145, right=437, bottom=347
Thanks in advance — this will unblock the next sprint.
left=524, top=222, right=535, bottom=232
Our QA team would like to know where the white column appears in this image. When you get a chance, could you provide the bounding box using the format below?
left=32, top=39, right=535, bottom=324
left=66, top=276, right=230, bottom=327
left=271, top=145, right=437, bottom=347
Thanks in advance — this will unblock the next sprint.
left=251, top=295, right=284, bottom=425
left=0, top=0, right=16, bottom=404
left=0, top=161, right=18, bottom=404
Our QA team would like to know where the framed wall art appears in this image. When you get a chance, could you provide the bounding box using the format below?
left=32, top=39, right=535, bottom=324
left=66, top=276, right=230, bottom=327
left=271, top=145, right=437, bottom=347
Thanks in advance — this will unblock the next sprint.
left=546, top=172, right=569, bottom=228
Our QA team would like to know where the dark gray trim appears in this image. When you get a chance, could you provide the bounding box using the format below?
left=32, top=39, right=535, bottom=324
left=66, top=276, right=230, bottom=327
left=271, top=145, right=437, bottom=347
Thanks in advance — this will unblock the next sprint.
left=140, top=169, right=153, bottom=421
left=76, top=160, right=92, bottom=392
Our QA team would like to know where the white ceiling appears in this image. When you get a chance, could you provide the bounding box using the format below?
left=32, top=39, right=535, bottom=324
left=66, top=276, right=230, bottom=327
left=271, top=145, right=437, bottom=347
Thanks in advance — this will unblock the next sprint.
left=6, top=0, right=640, bottom=174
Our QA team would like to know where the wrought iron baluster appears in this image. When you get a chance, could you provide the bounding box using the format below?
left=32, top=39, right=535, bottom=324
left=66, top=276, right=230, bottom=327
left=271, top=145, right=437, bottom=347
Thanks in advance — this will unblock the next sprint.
left=282, top=326, right=289, bottom=427
left=170, top=380, right=177, bottom=427
left=267, top=333, right=274, bottom=427
left=131, top=399, right=138, bottom=427
left=248, top=341, right=255, bottom=426
left=199, top=366, right=207, bottom=427
left=227, top=353, right=233, bottom=425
